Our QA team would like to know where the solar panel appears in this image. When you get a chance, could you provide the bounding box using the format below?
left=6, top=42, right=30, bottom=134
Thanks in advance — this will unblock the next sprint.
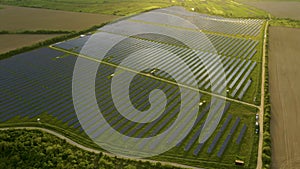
left=217, top=117, right=240, bottom=157
left=207, top=114, right=232, bottom=154
left=236, top=124, right=247, bottom=144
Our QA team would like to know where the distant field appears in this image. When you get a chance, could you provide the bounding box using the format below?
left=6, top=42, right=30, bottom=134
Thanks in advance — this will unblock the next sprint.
left=244, top=1, right=300, bottom=20
left=0, top=0, right=268, bottom=18
left=0, top=5, right=119, bottom=31
left=269, top=26, right=300, bottom=169
left=0, top=34, right=62, bottom=53
left=0, top=0, right=171, bottom=16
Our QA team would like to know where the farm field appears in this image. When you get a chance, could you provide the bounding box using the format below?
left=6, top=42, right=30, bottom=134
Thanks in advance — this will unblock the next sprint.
left=0, top=5, right=119, bottom=31
left=243, top=1, right=300, bottom=20
left=269, top=27, right=300, bottom=169
left=0, top=6, right=265, bottom=169
left=0, top=34, right=63, bottom=53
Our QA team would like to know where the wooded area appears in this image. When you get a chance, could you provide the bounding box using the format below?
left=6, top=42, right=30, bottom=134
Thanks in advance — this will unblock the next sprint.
left=0, top=129, right=182, bottom=169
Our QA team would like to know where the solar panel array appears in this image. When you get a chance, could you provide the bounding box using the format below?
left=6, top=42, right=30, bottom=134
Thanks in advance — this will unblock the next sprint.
left=51, top=6, right=260, bottom=101
left=0, top=6, right=263, bottom=159
left=0, top=48, right=76, bottom=123
left=0, top=49, right=255, bottom=157
left=55, top=33, right=257, bottom=99
left=218, top=117, right=240, bottom=157
left=98, top=20, right=259, bottom=59
left=132, top=6, right=264, bottom=36
left=207, top=114, right=232, bottom=154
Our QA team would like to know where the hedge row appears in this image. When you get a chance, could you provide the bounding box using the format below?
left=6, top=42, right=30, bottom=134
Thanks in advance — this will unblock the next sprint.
left=269, top=17, right=300, bottom=28
left=0, top=23, right=107, bottom=60
left=0, top=30, right=73, bottom=34
left=262, top=22, right=272, bottom=169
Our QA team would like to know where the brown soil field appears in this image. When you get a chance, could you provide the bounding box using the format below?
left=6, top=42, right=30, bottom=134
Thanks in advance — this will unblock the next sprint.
left=0, top=34, right=62, bottom=53
left=269, top=27, right=300, bottom=169
left=0, top=5, right=119, bottom=31
left=244, top=1, right=300, bottom=20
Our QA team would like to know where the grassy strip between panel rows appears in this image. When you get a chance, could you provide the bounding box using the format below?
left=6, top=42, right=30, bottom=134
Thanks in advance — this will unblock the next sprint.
left=0, top=23, right=107, bottom=60
left=261, top=21, right=271, bottom=169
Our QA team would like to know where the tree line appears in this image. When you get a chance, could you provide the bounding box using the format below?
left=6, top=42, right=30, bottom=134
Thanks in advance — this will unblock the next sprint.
left=0, top=30, right=72, bottom=35
left=262, top=22, right=271, bottom=169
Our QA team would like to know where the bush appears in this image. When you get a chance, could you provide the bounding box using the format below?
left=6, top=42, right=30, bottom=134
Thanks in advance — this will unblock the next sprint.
left=262, top=154, right=271, bottom=164
left=262, top=145, right=271, bottom=156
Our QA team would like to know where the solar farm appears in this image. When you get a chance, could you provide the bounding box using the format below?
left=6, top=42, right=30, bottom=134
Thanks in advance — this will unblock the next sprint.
left=0, top=6, right=265, bottom=169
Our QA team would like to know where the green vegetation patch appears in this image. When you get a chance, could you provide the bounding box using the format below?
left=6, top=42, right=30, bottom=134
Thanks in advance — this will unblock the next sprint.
left=270, top=18, right=300, bottom=28
left=0, top=129, right=183, bottom=169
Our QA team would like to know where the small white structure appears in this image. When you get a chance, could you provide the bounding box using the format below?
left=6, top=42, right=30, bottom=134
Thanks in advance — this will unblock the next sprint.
left=80, top=34, right=85, bottom=38
left=150, top=69, right=156, bottom=74
left=37, top=118, right=41, bottom=123
left=191, top=8, right=195, bottom=11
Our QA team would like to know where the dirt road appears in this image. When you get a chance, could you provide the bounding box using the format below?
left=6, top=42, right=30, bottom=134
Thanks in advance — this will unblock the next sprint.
left=269, top=27, right=300, bottom=169
left=256, top=20, right=268, bottom=169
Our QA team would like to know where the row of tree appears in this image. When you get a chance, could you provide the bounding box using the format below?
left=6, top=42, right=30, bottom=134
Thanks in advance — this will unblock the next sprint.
left=0, top=30, right=72, bottom=35
left=262, top=22, right=272, bottom=169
